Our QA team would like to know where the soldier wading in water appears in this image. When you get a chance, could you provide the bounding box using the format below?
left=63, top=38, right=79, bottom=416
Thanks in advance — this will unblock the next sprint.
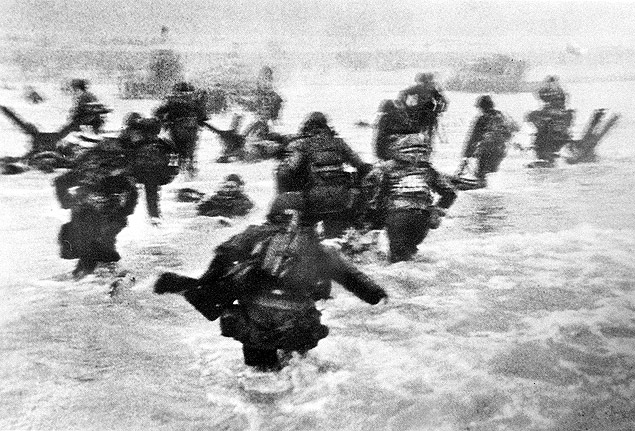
left=277, top=112, right=372, bottom=238
left=363, top=134, right=457, bottom=263
left=154, top=193, right=387, bottom=371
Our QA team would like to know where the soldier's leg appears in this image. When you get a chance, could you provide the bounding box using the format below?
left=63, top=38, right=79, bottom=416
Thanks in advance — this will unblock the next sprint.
left=476, top=151, right=502, bottom=184
left=412, top=210, right=431, bottom=244
left=99, top=216, right=127, bottom=263
left=144, top=183, right=161, bottom=219
left=242, top=345, right=281, bottom=371
left=68, top=209, right=100, bottom=276
left=59, top=222, right=77, bottom=259
left=385, top=210, right=415, bottom=262
left=185, top=135, right=199, bottom=177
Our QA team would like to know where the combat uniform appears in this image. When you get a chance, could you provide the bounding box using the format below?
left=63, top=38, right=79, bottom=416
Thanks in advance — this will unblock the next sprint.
left=462, top=97, right=519, bottom=183
left=276, top=112, right=371, bottom=238
left=154, top=193, right=387, bottom=371
left=526, top=106, right=574, bottom=165
left=372, top=99, right=418, bottom=161
left=54, top=139, right=138, bottom=276
left=68, top=79, right=110, bottom=133
left=397, top=73, right=448, bottom=138
left=154, top=83, right=208, bottom=176
left=364, top=135, right=456, bottom=263
left=197, top=174, right=254, bottom=218
left=120, top=115, right=180, bottom=221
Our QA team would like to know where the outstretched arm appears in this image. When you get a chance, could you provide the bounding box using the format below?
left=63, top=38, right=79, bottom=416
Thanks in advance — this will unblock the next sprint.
left=323, top=245, right=387, bottom=304
left=462, top=116, right=485, bottom=158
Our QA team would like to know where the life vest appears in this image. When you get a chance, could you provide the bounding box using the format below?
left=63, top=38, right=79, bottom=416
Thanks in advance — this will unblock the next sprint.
left=546, top=109, right=573, bottom=136
left=387, top=165, right=434, bottom=210
left=304, top=134, right=352, bottom=215
left=389, top=134, right=431, bottom=165
left=529, top=108, right=573, bottom=138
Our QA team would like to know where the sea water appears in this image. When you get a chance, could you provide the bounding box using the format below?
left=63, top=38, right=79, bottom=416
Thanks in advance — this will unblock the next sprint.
left=1, top=76, right=634, bottom=430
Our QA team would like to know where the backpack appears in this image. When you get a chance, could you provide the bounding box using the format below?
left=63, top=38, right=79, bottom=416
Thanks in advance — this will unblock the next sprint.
left=482, top=111, right=517, bottom=146
left=305, top=135, right=352, bottom=214
left=133, top=138, right=180, bottom=185
left=388, top=165, right=434, bottom=210
left=236, top=213, right=326, bottom=299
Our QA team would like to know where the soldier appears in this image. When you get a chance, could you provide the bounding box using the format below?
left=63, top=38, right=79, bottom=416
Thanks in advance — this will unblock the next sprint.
left=24, top=85, right=44, bottom=104
left=363, top=135, right=456, bottom=263
left=206, top=83, right=228, bottom=115
left=242, top=66, right=284, bottom=140
left=397, top=72, right=448, bottom=139
left=525, top=103, right=575, bottom=166
left=120, top=114, right=180, bottom=224
left=197, top=174, right=254, bottom=218
left=68, top=79, right=111, bottom=134
left=372, top=99, right=417, bottom=161
left=459, top=95, right=519, bottom=186
left=154, top=193, right=387, bottom=371
left=276, top=112, right=372, bottom=238
left=154, top=82, right=208, bottom=177
left=54, top=138, right=138, bottom=277
left=537, top=75, right=567, bottom=109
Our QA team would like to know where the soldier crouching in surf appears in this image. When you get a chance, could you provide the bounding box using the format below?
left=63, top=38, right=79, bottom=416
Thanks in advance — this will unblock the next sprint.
left=363, top=134, right=456, bottom=263
left=153, top=193, right=387, bottom=371
left=54, top=137, right=138, bottom=277
left=197, top=174, right=254, bottom=218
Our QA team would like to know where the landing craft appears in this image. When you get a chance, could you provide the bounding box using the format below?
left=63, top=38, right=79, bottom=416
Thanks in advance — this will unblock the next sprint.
left=444, top=54, right=537, bottom=94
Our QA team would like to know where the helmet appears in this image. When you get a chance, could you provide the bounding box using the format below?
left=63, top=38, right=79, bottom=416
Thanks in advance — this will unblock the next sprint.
left=378, top=99, right=396, bottom=113
left=123, top=112, right=143, bottom=128
left=172, top=82, right=195, bottom=94
left=299, top=111, right=330, bottom=135
left=70, top=78, right=88, bottom=91
left=224, top=173, right=244, bottom=186
left=476, top=95, right=494, bottom=110
left=415, top=72, right=433, bottom=83
left=259, top=66, right=273, bottom=81
left=390, top=134, right=432, bottom=164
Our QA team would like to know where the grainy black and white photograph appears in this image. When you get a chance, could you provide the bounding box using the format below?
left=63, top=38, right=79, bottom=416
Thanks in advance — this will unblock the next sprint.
left=1, top=0, right=634, bottom=429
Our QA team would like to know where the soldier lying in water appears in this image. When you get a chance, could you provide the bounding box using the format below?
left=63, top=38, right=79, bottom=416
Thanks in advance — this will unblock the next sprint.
left=197, top=174, right=254, bottom=218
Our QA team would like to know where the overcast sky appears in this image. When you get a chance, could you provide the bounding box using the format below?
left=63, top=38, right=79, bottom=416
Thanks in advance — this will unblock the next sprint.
left=2, top=0, right=635, bottom=52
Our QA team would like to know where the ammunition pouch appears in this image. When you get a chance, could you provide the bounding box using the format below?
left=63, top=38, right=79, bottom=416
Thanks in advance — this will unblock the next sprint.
left=222, top=293, right=328, bottom=351
left=219, top=305, right=248, bottom=339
